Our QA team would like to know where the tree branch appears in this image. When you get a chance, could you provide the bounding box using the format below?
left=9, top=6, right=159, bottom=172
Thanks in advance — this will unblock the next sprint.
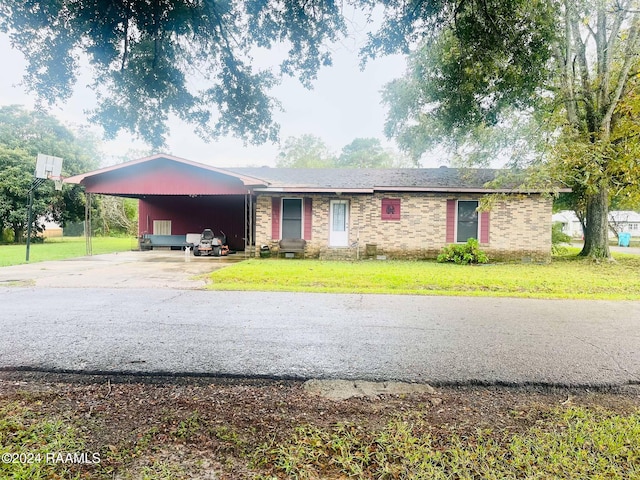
left=602, top=12, right=640, bottom=139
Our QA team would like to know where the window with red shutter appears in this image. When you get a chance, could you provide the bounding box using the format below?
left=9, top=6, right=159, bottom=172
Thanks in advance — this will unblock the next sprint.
left=381, top=198, right=401, bottom=220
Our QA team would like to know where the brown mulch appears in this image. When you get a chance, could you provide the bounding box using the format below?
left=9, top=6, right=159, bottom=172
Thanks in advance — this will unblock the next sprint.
left=1, top=372, right=639, bottom=479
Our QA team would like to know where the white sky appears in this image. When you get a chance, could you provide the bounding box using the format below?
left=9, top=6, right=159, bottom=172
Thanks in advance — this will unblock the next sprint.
left=0, top=15, right=450, bottom=169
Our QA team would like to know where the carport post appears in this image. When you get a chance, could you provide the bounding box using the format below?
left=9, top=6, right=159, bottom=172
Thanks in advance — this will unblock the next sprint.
left=85, top=192, right=93, bottom=256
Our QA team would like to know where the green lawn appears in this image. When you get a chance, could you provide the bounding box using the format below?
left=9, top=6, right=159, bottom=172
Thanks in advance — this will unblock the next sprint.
left=208, top=249, right=640, bottom=300
left=0, top=237, right=135, bottom=267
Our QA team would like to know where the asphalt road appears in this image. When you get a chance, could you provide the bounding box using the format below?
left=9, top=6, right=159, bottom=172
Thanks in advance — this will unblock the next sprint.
left=1, top=288, right=639, bottom=387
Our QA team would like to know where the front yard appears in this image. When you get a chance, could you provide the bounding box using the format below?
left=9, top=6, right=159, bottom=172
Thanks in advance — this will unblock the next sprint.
left=208, top=250, right=640, bottom=300
left=0, top=237, right=135, bottom=267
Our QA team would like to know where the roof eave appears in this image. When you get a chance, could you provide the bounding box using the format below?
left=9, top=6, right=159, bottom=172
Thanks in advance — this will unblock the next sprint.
left=253, top=187, right=375, bottom=194
left=374, top=186, right=572, bottom=194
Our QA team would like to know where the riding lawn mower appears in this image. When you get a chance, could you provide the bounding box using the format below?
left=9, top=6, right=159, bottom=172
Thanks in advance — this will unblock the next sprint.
left=193, top=229, right=229, bottom=257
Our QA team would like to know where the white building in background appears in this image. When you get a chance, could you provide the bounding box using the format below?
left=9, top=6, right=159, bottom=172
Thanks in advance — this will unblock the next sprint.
left=552, top=210, right=640, bottom=238
left=552, top=210, right=584, bottom=238
left=608, top=211, right=640, bottom=237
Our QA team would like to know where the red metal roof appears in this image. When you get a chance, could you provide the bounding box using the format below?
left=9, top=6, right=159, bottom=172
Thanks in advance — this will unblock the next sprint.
left=64, top=154, right=267, bottom=195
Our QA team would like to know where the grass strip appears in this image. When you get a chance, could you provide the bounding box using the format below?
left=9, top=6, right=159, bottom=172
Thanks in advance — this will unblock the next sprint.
left=254, top=407, right=640, bottom=479
left=0, top=237, right=135, bottom=267
left=208, top=251, right=640, bottom=300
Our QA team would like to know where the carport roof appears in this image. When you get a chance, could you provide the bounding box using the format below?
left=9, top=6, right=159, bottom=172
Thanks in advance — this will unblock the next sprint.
left=63, top=154, right=269, bottom=196
left=65, top=154, right=267, bottom=186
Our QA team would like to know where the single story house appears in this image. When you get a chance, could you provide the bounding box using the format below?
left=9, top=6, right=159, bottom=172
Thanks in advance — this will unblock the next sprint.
left=553, top=210, right=640, bottom=239
left=65, top=154, right=557, bottom=261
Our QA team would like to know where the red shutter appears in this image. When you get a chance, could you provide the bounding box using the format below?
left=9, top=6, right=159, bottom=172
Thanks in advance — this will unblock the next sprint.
left=304, top=198, right=312, bottom=240
left=480, top=211, right=490, bottom=244
left=271, top=197, right=280, bottom=240
left=446, top=199, right=456, bottom=243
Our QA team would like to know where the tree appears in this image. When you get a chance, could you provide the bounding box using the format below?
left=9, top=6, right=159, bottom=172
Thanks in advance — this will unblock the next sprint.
left=276, top=134, right=336, bottom=168
left=95, top=195, right=138, bottom=236
left=381, top=0, right=640, bottom=259
left=0, top=106, right=100, bottom=242
left=337, top=138, right=396, bottom=168
left=0, top=0, right=346, bottom=149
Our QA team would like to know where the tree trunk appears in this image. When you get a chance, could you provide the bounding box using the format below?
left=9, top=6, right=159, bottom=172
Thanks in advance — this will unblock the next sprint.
left=579, top=187, right=611, bottom=259
left=12, top=225, right=24, bottom=244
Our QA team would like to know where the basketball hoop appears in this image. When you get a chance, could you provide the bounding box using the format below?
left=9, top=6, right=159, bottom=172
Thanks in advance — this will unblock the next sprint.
left=49, top=175, right=64, bottom=191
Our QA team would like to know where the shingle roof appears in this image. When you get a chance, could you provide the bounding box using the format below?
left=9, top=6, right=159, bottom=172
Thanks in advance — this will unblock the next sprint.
left=227, top=167, right=521, bottom=192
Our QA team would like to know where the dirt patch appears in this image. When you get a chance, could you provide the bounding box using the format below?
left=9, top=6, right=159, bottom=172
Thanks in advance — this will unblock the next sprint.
left=303, top=379, right=436, bottom=400
left=1, top=372, right=639, bottom=479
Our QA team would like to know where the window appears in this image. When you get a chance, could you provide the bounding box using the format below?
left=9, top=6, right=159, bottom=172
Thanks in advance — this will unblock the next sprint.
left=153, top=220, right=172, bottom=235
left=381, top=198, right=401, bottom=220
left=281, top=199, right=303, bottom=239
left=629, top=223, right=638, bottom=231
left=457, top=201, right=478, bottom=242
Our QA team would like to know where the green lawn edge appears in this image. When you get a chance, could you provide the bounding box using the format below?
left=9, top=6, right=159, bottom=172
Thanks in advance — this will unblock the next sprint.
left=0, top=237, right=135, bottom=267
left=207, top=251, right=640, bottom=300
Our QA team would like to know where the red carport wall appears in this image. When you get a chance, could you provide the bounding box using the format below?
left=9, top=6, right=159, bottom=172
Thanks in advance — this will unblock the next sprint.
left=139, top=195, right=248, bottom=251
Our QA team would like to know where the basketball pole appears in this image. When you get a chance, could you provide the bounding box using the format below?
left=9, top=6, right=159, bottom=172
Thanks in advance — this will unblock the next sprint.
left=26, top=154, right=64, bottom=262
left=26, top=186, right=34, bottom=262
left=25, top=177, right=46, bottom=262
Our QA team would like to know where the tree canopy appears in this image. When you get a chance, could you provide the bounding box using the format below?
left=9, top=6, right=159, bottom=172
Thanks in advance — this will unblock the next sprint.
left=0, top=0, right=346, bottom=149
left=0, top=0, right=541, bottom=149
left=276, top=134, right=336, bottom=168
left=276, top=134, right=410, bottom=168
left=0, top=105, right=99, bottom=242
left=337, top=138, right=395, bottom=168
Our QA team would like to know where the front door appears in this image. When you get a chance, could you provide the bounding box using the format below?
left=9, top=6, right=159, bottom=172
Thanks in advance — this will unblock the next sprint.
left=329, top=199, right=349, bottom=247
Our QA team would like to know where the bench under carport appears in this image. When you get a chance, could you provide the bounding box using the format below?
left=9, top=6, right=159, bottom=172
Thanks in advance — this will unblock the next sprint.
left=139, top=234, right=193, bottom=250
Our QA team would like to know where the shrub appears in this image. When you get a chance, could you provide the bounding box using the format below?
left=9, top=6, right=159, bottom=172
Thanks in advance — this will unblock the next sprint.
left=552, top=222, right=572, bottom=254
left=437, top=238, right=489, bottom=265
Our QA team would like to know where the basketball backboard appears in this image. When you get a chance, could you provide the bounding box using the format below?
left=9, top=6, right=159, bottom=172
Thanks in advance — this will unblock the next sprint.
left=35, top=153, right=63, bottom=179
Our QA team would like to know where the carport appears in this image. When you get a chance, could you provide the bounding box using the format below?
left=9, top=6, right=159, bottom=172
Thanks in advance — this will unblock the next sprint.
left=64, top=154, right=266, bottom=253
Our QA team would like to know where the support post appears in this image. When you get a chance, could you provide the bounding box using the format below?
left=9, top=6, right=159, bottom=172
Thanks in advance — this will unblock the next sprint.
left=249, top=193, right=253, bottom=256
left=85, top=192, right=93, bottom=256
left=244, top=192, right=248, bottom=258
left=25, top=188, right=34, bottom=262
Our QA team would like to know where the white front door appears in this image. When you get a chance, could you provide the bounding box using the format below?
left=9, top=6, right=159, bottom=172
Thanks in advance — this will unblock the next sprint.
left=329, top=200, right=349, bottom=247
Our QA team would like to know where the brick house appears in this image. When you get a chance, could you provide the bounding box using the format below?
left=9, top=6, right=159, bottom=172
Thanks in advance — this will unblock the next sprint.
left=229, top=167, right=553, bottom=262
left=66, top=154, right=555, bottom=261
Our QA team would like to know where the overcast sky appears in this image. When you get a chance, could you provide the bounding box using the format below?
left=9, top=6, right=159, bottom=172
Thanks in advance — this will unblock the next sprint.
left=0, top=17, right=445, bottom=169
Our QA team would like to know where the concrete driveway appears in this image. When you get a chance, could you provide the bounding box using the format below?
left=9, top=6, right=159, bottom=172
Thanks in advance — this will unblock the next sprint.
left=0, top=250, right=243, bottom=289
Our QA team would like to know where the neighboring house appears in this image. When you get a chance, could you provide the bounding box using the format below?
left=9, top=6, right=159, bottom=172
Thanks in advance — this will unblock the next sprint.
left=552, top=210, right=584, bottom=238
left=39, top=218, right=63, bottom=238
left=608, top=211, right=640, bottom=238
left=553, top=210, right=640, bottom=239
left=65, top=154, right=558, bottom=262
